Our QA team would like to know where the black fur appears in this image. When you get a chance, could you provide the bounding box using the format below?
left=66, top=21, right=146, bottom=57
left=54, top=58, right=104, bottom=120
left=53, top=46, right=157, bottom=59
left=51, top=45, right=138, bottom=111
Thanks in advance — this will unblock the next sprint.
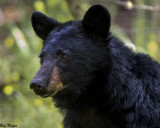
left=31, top=5, right=160, bottom=128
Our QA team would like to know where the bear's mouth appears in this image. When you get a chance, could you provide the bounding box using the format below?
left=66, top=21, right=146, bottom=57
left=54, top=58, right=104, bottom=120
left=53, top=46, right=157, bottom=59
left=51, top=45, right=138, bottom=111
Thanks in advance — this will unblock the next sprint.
left=40, top=92, right=57, bottom=98
left=35, top=90, right=58, bottom=98
left=35, top=82, right=64, bottom=98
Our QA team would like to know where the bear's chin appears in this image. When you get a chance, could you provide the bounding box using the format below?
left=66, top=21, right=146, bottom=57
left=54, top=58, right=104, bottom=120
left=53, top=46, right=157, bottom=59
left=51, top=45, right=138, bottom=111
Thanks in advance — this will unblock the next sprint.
left=40, top=92, right=57, bottom=98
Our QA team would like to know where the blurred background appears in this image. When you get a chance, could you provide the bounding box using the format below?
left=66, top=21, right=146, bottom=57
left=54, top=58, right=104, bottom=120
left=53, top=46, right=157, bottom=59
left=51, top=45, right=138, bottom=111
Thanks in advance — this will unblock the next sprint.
left=0, top=0, right=160, bottom=128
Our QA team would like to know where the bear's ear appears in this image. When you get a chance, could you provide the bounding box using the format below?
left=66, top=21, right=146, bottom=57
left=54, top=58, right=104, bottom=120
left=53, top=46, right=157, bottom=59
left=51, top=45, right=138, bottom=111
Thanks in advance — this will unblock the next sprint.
left=82, top=5, right=111, bottom=39
left=31, top=11, right=59, bottom=40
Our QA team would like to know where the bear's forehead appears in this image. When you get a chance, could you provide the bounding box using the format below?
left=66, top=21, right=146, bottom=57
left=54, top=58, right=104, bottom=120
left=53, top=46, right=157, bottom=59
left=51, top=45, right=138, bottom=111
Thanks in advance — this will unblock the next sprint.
left=47, top=21, right=82, bottom=44
left=49, top=25, right=74, bottom=43
left=43, top=22, right=85, bottom=52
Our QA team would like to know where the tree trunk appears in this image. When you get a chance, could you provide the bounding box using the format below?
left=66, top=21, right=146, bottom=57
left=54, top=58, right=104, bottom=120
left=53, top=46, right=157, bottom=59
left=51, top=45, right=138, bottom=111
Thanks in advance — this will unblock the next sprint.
left=114, top=0, right=137, bottom=41
left=65, top=0, right=82, bottom=20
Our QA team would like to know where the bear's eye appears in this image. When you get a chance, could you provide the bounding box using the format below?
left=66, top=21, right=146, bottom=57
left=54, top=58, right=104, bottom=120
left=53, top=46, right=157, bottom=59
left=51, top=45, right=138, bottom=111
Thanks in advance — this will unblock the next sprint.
left=56, top=49, right=69, bottom=60
left=60, top=52, right=68, bottom=59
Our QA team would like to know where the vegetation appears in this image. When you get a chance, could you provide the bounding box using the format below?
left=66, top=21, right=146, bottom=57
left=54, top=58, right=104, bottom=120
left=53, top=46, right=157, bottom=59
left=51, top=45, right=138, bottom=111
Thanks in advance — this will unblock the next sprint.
left=0, top=0, right=159, bottom=128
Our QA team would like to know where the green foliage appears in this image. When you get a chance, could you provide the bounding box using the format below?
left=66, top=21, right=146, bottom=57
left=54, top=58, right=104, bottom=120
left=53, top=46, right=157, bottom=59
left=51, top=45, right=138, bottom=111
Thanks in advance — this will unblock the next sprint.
left=0, top=0, right=73, bottom=127
left=0, top=93, right=62, bottom=128
left=0, top=24, right=63, bottom=127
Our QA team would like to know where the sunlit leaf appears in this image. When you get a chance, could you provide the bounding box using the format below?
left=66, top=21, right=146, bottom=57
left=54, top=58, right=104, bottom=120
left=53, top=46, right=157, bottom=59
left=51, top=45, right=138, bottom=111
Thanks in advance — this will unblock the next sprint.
left=127, top=1, right=133, bottom=10
left=4, top=36, right=14, bottom=48
left=34, top=99, right=43, bottom=107
left=148, top=41, right=158, bottom=58
left=3, top=85, right=13, bottom=95
left=34, top=1, right=45, bottom=13
left=58, top=124, right=63, bottom=128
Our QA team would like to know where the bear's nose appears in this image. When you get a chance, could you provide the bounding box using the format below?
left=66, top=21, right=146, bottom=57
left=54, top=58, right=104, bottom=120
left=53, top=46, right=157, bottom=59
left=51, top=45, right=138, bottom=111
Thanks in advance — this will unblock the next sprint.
left=30, top=80, right=45, bottom=93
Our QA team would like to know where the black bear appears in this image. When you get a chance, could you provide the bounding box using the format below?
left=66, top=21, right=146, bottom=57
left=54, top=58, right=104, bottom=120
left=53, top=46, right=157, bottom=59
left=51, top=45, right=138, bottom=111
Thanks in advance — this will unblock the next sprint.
left=30, top=5, right=160, bottom=128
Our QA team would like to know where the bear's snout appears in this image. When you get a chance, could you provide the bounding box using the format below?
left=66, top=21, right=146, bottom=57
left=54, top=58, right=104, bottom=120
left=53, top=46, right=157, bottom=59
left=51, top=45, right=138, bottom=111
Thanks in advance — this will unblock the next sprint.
left=30, top=79, right=45, bottom=95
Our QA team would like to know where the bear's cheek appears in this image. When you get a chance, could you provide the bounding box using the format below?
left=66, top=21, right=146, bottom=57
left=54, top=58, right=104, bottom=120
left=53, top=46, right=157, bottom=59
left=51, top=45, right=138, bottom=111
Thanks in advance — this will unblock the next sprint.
left=46, top=67, right=64, bottom=95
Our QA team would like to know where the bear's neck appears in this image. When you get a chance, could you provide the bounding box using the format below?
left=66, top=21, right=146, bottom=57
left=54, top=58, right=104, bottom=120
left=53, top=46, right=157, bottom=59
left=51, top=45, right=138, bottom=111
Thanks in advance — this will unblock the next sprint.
left=63, top=105, right=123, bottom=128
left=75, top=36, right=137, bottom=111
left=58, top=36, right=141, bottom=128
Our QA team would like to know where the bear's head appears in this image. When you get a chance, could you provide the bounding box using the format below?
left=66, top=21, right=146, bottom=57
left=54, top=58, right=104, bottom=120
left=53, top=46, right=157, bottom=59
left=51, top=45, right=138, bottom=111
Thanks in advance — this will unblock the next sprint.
left=30, top=5, right=111, bottom=107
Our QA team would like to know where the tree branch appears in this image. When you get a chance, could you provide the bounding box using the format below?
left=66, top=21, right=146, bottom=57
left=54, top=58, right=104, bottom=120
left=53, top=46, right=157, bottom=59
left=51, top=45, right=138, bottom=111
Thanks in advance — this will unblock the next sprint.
left=65, top=0, right=83, bottom=20
left=88, top=0, right=160, bottom=11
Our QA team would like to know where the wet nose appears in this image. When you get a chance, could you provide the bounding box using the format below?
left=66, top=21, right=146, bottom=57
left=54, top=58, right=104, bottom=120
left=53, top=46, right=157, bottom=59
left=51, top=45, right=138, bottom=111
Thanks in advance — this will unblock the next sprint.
left=30, top=80, right=45, bottom=93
